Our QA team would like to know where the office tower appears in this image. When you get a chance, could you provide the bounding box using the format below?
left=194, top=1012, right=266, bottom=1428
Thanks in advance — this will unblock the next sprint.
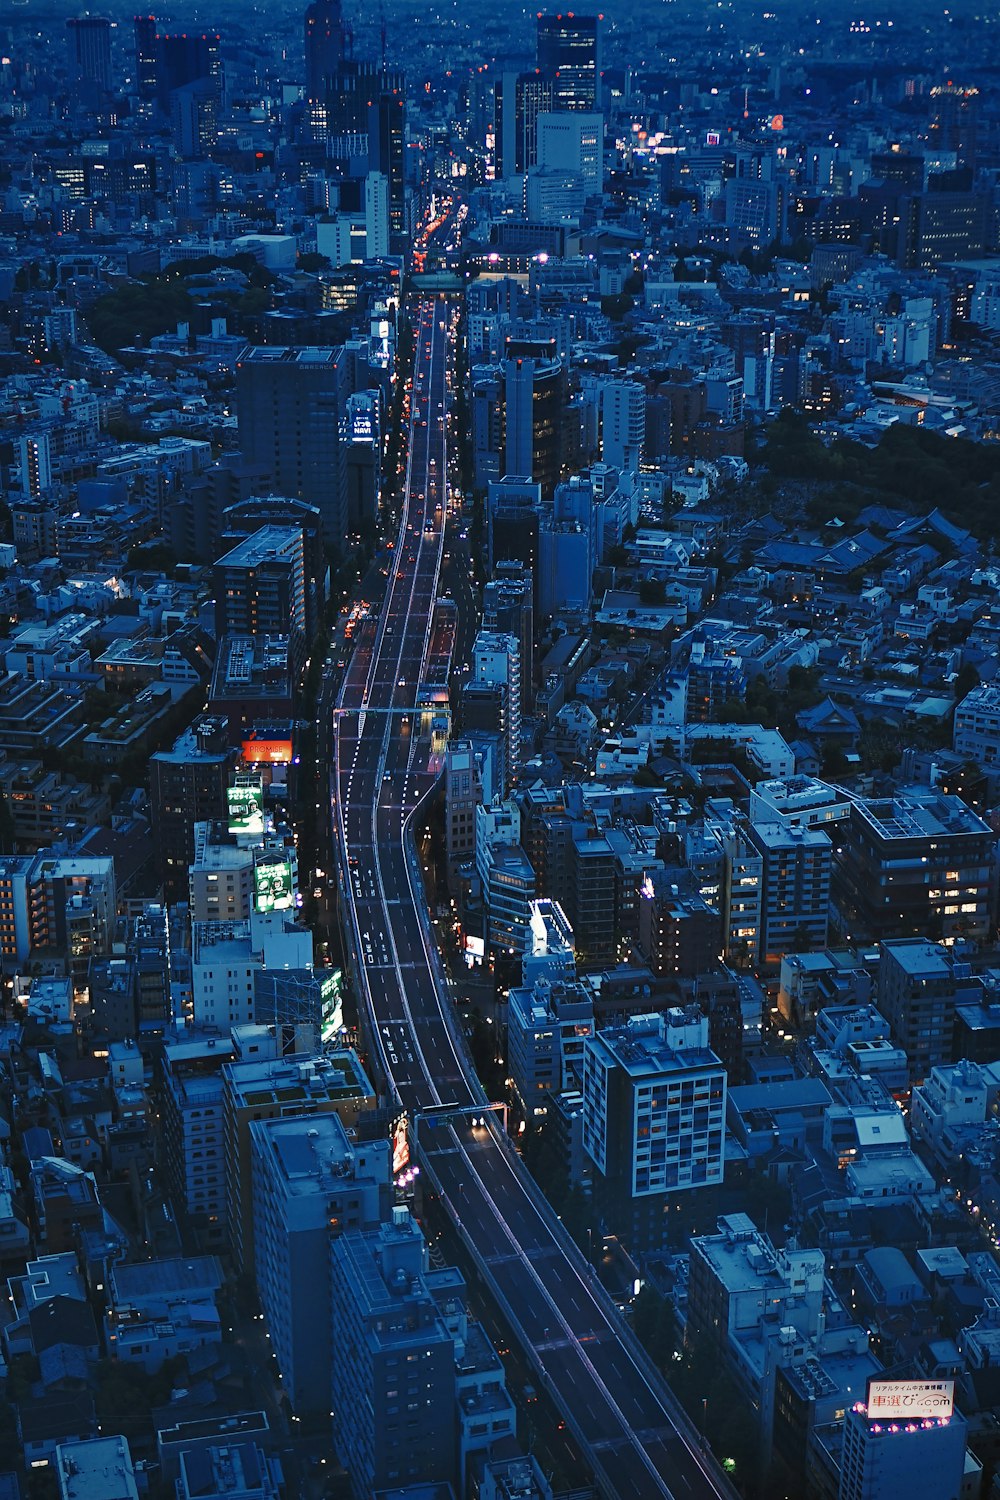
left=746, top=820, right=832, bottom=971
left=538, top=476, right=596, bottom=617
left=832, top=787, right=996, bottom=944
left=330, top=1211, right=458, bottom=1497
left=250, top=1111, right=388, bottom=1414
left=504, top=356, right=564, bottom=498
left=235, top=347, right=349, bottom=543
left=225, top=1041, right=375, bottom=1275
left=536, top=13, right=601, bottom=111
left=66, top=16, right=112, bottom=93
left=472, top=630, right=521, bottom=792
left=149, top=715, right=235, bottom=903
left=212, top=526, right=307, bottom=643
left=170, top=79, right=217, bottom=159
left=838, top=1399, right=965, bottom=1500
left=536, top=112, right=603, bottom=196
left=369, top=73, right=406, bottom=239
left=601, top=381, right=645, bottom=470
left=582, top=1009, right=726, bottom=1251
left=928, top=83, right=979, bottom=166
left=870, top=149, right=924, bottom=190
left=494, top=71, right=553, bottom=178
left=134, top=14, right=157, bottom=102
left=326, top=56, right=379, bottom=136
left=486, top=476, right=542, bottom=574
left=364, top=171, right=390, bottom=258
left=305, top=0, right=343, bottom=104
left=155, top=32, right=220, bottom=112
left=897, top=190, right=987, bottom=270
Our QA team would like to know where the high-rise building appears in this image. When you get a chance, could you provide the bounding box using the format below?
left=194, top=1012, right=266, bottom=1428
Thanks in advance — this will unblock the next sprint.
left=159, top=1030, right=236, bottom=1249
left=170, top=78, right=217, bottom=159
left=504, top=356, right=565, bottom=498
left=213, top=525, right=307, bottom=643
left=134, top=14, right=158, bottom=102
left=928, top=83, right=979, bottom=166
left=831, top=788, right=996, bottom=944
left=304, top=0, right=343, bottom=104
left=483, top=562, right=534, bottom=705
left=250, top=1110, right=388, bottom=1413
left=235, top=347, right=350, bottom=543
left=155, top=32, right=220, bottom=112
left=536, top=111, right=603, bottom=196
left=364, top=170, right=390, bottom=258
left=838, top=1400, right=966, bottom=1500
left=876, top=938, right=978, bottom=1081
left=189, top=821, right=257, bottom=923
left=149, top=716, right=235, bottom=903
left=330, top=1211, right=459, bottom=1497
left=494, top=71, right=553, bottom=179
left=897, top=190, right=987, bottom=270
left=369, top=73, right=406, bottom=239
left=444, top=740, right=483, bottom=886
left=486, top=476, right=541, bottom=575
left=582, top=1009, right=726, bottom=1250
left=508, top=975, right=593, bottom=1115
left=225, top=1040, right=375, bottom=1275
left=536, top=13, right=601, bottom=112
left=472, top=630, right=522, bottom=792
left=746, top=820, right=832, bottom=970
left=601, top=381, right=645, bottom=470
left=66, top=16, right=113, bottom=93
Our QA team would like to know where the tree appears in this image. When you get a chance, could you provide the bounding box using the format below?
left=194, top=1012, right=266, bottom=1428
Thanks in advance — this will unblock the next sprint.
left=954, top=661, right=980, bottom=702
left=639, top=576, right=666, bottom=606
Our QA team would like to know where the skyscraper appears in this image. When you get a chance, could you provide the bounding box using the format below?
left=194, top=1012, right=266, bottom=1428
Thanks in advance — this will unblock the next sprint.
left=304, top=0, right=343, bottom=104
left=928, top=83, right=979, bottom=166
left=66, top=16, right=113, bottom=93
left=504, top=355, right=565, bottom=498
left=155, top=31, right=220, bottom=112
left=134, top=14, right=158, bottom=102
left=369, top=72, right=406, bottom=239
left=536, top=13, right=601, bottom=112
left=235, top=346, right=350, bottom=543
left=494, top=71, right=553, bottom=179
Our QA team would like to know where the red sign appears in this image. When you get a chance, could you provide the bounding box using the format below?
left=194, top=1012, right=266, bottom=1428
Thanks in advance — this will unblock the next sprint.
left=242, top=738, right=293, bottom=765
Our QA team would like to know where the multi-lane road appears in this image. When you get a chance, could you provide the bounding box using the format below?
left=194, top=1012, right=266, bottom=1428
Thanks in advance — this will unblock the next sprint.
left=333, top=298, right=731, bottom=1500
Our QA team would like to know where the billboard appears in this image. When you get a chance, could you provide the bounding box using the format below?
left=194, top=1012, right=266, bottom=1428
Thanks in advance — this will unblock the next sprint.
left=867, top=1380, right=954, bottom=1421
left=254, top=858, right=294, bottom=913
left=392, top=1115, right=410, bottom=1176
left=242, top=738, right=293, bottom=765
left=227, top=780, right=264, bottom=836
